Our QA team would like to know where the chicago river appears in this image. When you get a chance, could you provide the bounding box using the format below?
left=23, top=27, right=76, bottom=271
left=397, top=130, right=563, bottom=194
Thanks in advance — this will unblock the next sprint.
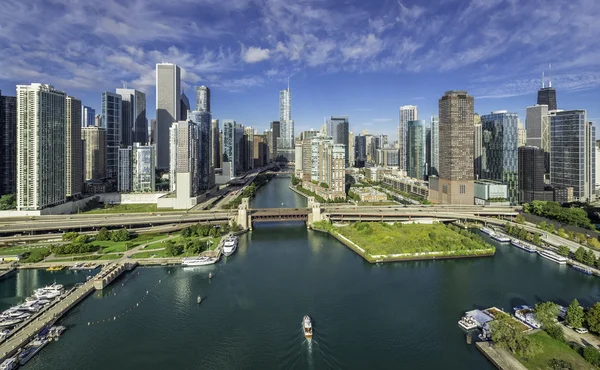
left=1, top=176, right=599, bottom=369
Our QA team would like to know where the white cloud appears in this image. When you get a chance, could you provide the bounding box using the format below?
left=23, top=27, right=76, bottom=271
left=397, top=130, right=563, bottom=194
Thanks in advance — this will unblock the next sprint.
left=243, top=46, right=271, bottom=63
left=342, top=34, right=383, bottom=60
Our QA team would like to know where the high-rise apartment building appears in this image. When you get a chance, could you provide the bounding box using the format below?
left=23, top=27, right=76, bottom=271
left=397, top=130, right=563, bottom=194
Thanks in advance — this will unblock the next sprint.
left=480, top=111, right=519, bottom=204
left=519, top=146, right=550, bottom=203
left=348, top=131, right=355, bottom=167
left=429, top=91, right=474, bottom=205
left=474, top=123, right=482, bottom=180
left=196, top=86, right=210, bottom=112
left=310, top=136, right=346, bottom=196
left=549, top=110, right=595, bottom=202
left=277, top=85, right=294, bottom=161
left=94, top=114, right=102, bottom=127
left=270, top=121, right=280, bottom=160
left=189, top=110, right=213, bottom=190
left=116, top=88, right=147, bottom=145
left=132, top=143, right=155, bottom=192
left=406, top=120, right=426, bottom=180
left=169, top=120, right=198, bottom=194
left=16, top=84, right=67, bottom=210
left=244, top=127, right=254, bottom=171
left=398, top=105, right=418, bottom=171
left=517, top=120, right=527, bottom=147
left=81, top=106, right=95, bottom=127
left=327, top=116, right=350, bottom=167
left=0, top=90, right=16, bottom=196
left=430, top=116, right=439, bottom=177
left=118, top=146, right=133, bottom=192
left=82, top=127, right=107, bottom=181
left=222, top=120, right=243, bottom=178
left=66, top=96, right=82, bottom=197
left=156, top=63, right=181, bottom=169
left=253, top=135, right=268, bottom=168
left=526, top=104, right=550, bottom=175
left=101, top=92, right=122, bottom=180
left=211, top=119, right=220, bottom=168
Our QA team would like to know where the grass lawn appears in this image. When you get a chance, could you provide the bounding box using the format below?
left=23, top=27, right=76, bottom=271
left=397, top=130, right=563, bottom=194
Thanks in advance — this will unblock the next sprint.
left=98, top=254, right=121, bottom=260
left=0, top=245, right=49, bottom=256
left=51, top=255, right=102, bottom=262
left=335, top=222, right=494, bottom=256
left=95, top=234, right=170, bottom=253
left=516, top=331, right=594, bottom=370
left=131, top=250, right=169, bottom=259
left=83, top=204, right=181, bottom=214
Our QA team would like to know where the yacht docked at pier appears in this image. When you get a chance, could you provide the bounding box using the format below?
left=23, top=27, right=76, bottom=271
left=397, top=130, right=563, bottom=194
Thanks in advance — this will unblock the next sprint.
left=537, top=250, right=567, bottom=265
left=223, top=236, right=239, bottom=257
left=181, top=256, right=218, bottom=266
left=510, top=239, right=537, bottom=253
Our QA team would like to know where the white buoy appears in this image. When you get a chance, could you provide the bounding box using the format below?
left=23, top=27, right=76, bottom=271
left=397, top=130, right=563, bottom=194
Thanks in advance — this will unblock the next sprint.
left=114, top=316, right=116, bottom=320
left=209, top=272, right=212, bottom=279
left=197, top=295, right=202, bottom=304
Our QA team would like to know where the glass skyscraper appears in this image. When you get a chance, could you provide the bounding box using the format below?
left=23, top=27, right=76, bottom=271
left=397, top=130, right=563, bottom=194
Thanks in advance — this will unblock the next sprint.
left=327, top=116, right=349, bottom=167
left=407, top=120, right=426, bottom=180
left=101, top=92, right=122, bottom=180
left=480, top=111, right=519, bottom=204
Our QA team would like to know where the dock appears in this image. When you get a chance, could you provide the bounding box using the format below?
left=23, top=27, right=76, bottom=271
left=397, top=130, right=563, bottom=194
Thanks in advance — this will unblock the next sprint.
left=0, top=262, right=136, bottom=361
left=0, top=267, right=16, bottom=281
left=476, top=342, right=527, bottom=370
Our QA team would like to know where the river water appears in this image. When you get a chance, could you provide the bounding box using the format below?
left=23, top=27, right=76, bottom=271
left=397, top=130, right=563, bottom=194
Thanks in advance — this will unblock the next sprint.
left=3, top=175, right=600, bottom=369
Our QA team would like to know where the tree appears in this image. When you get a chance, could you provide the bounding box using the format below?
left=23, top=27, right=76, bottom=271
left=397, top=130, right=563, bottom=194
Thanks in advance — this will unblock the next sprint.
left=490, top=312, right=539, bottom=356
left=575, top=247, right=586, bottom=263
left=584, top=250, right=596, bottom=266
left=75, top=235, right=90, bottom=244
left=557, top=246, right=570, bottom=257
left=165, top=242, right=183, bottom=256
left=0, top=194, right=16, bottom=210
left=586, top=303, right=600, bottom=334
left=515, top=214, right=526, bottom=224
left=110, top=228, right=130, bottom=242
left=538, top=221, right=547, bottom=231
left=534, top=301, right=559, bottom=329
left=96, top=227, right=111, bottom=241
left=565, top=299, right=585, bottom=328
left=62, top=232, right=79, bottom=241
left=583, top=346, right=600, bottom=367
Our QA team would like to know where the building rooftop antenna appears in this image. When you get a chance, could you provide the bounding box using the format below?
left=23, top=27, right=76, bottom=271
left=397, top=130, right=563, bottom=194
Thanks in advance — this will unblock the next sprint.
left=542, top=70, right=545, bottom=88
left=549, top=63, right=552, bottom=88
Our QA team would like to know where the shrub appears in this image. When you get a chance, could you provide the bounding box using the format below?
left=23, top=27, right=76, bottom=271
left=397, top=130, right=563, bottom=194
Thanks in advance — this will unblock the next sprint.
left=583, top=346, right=600, bottom=367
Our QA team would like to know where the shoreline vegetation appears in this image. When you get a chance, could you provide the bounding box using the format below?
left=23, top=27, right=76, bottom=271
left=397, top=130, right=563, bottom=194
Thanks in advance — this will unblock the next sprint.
left=311, top=221, right=495, bottom=263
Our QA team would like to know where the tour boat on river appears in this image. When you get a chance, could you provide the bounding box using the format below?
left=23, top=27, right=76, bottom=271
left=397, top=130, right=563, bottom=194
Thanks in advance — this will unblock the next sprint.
left=181, top=256, right=218, bottom=266
left=480, top=227, right=494, bottom=236
left=303, top=315, right=313, bottom=339
left=537, top=250, right=567, bottom=265
left=510, top=239, right=537, bottom=253
left=491, top=233, right=510, bottom=243
left=572, top=265, right=593, bottom=275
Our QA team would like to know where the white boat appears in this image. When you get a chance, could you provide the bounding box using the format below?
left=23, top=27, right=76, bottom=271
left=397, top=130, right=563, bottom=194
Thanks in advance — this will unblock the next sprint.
left=0, top=358, right=18, bottom=370
left=181, top=256, right=218, bottom=266
left=514, top=306, right=541, bottom=329
left=18, top=338, right=49, bottom=365
left=303, top=315, right=313, bottom=339
left=458, top=315, right=480, bottom=331
left=480, top=227, right=495, bottom=235
left=510, top=239, right=537, bottom=253
left=491, top=234, right=510, bottom=243
left=222, top=236, right=238, bottom=257
left=0, top=318, right=23, bottom=328
left=572, top=265, right=593, bottom=275
left=537, top=250, right=568, bottom=264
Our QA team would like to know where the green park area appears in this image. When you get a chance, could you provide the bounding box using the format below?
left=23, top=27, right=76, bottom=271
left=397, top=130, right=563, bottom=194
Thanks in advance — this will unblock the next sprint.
left=83, top=203, right=178, bottom=214
left=516, top=331, right=594, bottom=370
left=314, top=221, right=494, bottom=260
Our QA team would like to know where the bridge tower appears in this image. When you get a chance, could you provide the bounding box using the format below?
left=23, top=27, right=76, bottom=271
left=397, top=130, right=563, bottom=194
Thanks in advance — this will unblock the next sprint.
left=237, top=198, right=251, bottom=230
left=307, top=196, right=322, bottom=227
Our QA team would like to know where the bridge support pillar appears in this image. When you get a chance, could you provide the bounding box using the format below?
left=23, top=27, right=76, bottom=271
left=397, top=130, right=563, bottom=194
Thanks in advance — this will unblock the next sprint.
left=307, top=197, right=322, bottom=227
left=237, top=198, right=250, bottom=230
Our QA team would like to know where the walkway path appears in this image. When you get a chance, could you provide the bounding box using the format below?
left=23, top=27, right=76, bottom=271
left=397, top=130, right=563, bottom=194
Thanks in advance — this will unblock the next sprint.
left=476, top=342, right=527, bottom=370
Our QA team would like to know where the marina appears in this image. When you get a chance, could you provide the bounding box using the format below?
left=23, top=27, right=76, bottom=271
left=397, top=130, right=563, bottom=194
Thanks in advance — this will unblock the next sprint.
left=181, top=256, right=219, bottom=266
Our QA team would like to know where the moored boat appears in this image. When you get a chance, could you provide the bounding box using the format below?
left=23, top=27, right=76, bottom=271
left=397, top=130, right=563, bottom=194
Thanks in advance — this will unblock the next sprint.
left=181, top=256, right=218, bottom=266
left=458, top=315, right=479, bottom=331
left=537, top=250, right=567, bottom=265
left=303, top=315, right=313, bottom=339
left=0, top=357, right=17, bottom=370
left=480, top=227, right=494, bottom=236
left=491, top=234, right=510, bottom=243
left=223, top=236, right=238, bottom=257
left=572, top=264, right=593, bottom=275
left=18, top=338, right=49, bottom=365
left=510, top=239, right=537, bottom=253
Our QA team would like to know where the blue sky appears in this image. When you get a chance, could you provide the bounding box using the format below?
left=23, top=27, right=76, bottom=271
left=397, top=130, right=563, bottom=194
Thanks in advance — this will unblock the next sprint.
left=0, top=0, right=599, bottom=139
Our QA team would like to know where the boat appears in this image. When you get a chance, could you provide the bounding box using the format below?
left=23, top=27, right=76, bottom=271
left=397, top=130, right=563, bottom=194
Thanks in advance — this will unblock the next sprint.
left=491, top=234, right=510, bottom=243
left=197, top=295, right=202, bottom=304
left=458, top=315, right=479, bottom=331
left=0, top=358, right=18, bottom=370
left=303, top=315, right=313, bottom=339
left=537, top=250, right=568, bottom=265
left=48, top=325, right=66, bottom=338
left=222, top=236, right=238, bottom=257
left=510, top=239, right=537, bottom=253
left=181, top=256, right=218, bottom=266
left=572, top=265, right=593, bottom=275
left=480, top=227, right=495, bottom=235
left=18, top=338, right=49, bottom=365
left=46, top=265, right=64, bottom=272
left=514, top=305, right=541, bottom=329
left=0, top=318, right=23, bottom=328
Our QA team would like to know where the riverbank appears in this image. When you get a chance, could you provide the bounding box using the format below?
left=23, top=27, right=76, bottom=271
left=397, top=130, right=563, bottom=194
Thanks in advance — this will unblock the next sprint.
left=312, top=221, right=495, bottom=263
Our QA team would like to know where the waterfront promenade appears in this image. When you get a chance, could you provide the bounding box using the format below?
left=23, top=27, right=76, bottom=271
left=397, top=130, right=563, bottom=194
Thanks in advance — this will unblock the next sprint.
left=0, top=280, right=95, bottom=360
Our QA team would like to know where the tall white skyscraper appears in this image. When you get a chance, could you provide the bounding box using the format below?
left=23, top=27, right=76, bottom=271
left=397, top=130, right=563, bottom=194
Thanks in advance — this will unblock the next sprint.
left=66, top=96, right=82, bottom=197
left=430, top=116, right=439, bottom=177
left=398, top=105, right=418, bottom=171
left=156, top=63, right=181, bottom=170
left=116, top=88, right=147, bottom=145
left=132, top=143, right=155, bottom=192
left=169, top=120, right=198, bottom=194
left=526, top=104, right=550, bottom=174
left=16, top=84, right=67, bottom=211
left=277, top=82, right=294, bottom=160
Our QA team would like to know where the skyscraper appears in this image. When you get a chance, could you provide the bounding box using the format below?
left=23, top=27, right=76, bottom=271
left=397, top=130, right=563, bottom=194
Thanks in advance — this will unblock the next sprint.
left=348, top=131, right=355, bottom=168
left=196, top=86, right=210, bottom=112
left=277, top=84, right=294, bottom=161
left=398, top=105, right=418, bottom=171
left=66, top=96, right=82, bottom=197
left=474, top=123, right=482, bottom=180
left=480, top=111, right=519, bottom=204
left=156, top=63, right=181, bottom=170
left=169, top=120, right=198, bottom=194
left=223, top=120, right=238, bottom=178
left=518, top=146, right=549, bottom=203
left=244, top=127, right=254, bottom=171
left=270, top=121, right=280, bottom=160
left=101, top=92, right=122, bottom=180
left=118, top=146, right=133, bottom=192
left=81, top=106, right=95, bottom=127
left=549, top=110, right=595, bottom=202
left=211, top=119, right=220, bottom=168
left=116, top=88, right=147, bottom=145
left=429, top=91, right=474, bottom=205
left=0, top=90, right=16, bottom=196
left=180, top=91, right=190, bottom=121
left=327, top=116, right=350, bottom=167
left=189, top=110, right=213, bottom=191
left=526, top=104, right=550, bottom=174
left=406, top=120, right=426, bottom=180
left=132, top=143, right=155, bottom=192
left=537, top=87, right=557, bottom=111
left=82, top=127, right=107, bottom=181
left=16, top=84, right=67, bottom=211
left=517, top=120, right=527, bottom=147
left=354, top=135, right=367, bottom=168
left=430, top=116, right=439, bottom=177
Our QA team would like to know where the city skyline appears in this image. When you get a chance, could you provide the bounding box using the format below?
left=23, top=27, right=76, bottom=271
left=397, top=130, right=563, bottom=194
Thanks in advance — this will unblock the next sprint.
left=0, top=0, right=598, bottom=139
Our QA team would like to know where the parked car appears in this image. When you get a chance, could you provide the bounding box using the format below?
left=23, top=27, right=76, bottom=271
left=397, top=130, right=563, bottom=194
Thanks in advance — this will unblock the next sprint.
left=575, top=327, right=589, bottom=334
